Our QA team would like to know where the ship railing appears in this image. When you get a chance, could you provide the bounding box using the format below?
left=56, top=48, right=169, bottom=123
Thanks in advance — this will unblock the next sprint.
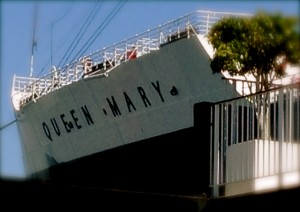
left=11, top=65, right=85, bottom=110
left=195, top=10, right=252, bottom=35
left=210, top=83, right=300, bottom=198
left=12, top=10, right=252, bottom=109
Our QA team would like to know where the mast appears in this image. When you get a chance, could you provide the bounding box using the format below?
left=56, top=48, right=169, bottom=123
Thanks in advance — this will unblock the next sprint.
left=30, top=4, right=38, bottom=77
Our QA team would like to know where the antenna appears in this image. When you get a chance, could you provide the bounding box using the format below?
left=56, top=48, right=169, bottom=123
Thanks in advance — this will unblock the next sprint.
left=30, top=4, right=38, bottom=77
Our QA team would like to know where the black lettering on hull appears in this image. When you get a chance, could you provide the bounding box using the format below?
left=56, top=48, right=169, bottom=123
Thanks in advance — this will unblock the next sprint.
left=42, top=105, right=95, bottom=142
left=41, top=80, right=178, bottom=142
left=124, top=92, right=136, bottom=112
left=81, top=105, right=94, bottom=125
left=137, top=86, right=151, bottom=107
left=50, top=118, right=61, bottom=136
left=151, top=81, right=164, bottom=102
left=60, top=114, right=72, bottom=133
left=106, top=96, right=121, bottom=117
left=42, top=122, right=52, bottom=141
left=70, top=109, right=82, bottom=129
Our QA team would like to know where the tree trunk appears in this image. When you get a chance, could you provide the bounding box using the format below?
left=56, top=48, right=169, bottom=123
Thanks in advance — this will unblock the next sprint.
left=254, top=88, right=271, bottom=141
left=251, top=70, right=271, bottom=140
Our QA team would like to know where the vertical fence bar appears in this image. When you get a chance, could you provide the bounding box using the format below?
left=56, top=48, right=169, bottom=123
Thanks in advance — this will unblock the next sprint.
left=241, top=98, right=245, bottom=180
left=278, top=88, right=284, bottom=186
left=273, top=90, right=277, bottom=175
left=210, top=105, right=214, bottom=195
left=289, top=88, right=294, bottom=171
left=225, top=103, right=229, bottom=183
left=229, top=103, right=233, bottom=183
left=246, top=98, right=251, bottom=179
left=219, top=104, right=224, bottom=184
left=212, top=105, right=220, bottom=198
left=297, top=88, right=300, bottom=172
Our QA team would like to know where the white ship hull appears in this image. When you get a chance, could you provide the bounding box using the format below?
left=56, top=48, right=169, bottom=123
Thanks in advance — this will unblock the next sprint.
left=16, top=36, right=238, bottom=178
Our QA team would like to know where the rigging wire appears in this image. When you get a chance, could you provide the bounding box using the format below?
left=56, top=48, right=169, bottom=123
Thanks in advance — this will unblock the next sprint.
left=0, top=119, right=17, bottom=132
left=35, top=2, right=74, bottom=77
left=58, top=1, right=104, bottom=67
left=51, top=1, right=74, bottom=66
left=36, top=0, right=126, bottom=77
left=70, top=0, right=127, bottom=62
left=52, top=2, right=74, bottom=25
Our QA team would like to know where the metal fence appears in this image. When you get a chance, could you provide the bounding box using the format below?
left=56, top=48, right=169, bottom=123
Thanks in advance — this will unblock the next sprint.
left=210, top=83, right=300, bottom=197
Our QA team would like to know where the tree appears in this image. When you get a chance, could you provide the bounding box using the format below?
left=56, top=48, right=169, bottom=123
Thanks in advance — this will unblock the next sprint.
left=208, top=11, right=299, bottom=93
left=207, top=11, right=300, bottom=140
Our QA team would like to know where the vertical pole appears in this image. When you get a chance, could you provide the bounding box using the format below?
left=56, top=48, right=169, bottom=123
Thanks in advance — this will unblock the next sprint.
left=30, top=4, right=38, bottom=77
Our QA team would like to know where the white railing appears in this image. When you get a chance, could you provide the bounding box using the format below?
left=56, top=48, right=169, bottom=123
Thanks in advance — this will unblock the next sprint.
left=210, top=83, right=300, bottom=197
left=11, top=10, right=252, bottom=110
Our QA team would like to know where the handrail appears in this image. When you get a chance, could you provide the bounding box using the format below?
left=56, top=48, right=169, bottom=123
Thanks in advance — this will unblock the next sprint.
left=11, top=10, right=252, bottom=110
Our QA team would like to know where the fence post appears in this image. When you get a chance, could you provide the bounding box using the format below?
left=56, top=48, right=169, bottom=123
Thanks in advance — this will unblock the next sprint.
left=211, top=104, right=220, bottom=198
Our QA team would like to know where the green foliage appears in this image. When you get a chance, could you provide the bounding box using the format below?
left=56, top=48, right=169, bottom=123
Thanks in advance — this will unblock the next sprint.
left=207, top=11, right=300, bottom=91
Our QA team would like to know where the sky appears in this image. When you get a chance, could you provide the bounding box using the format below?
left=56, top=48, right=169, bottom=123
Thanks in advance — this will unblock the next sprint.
left=0, top=0, right=299, bottom=179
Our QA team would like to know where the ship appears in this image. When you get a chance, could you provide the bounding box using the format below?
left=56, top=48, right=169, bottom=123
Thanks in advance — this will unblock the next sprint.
left=10, top=10, right=272, bottom=196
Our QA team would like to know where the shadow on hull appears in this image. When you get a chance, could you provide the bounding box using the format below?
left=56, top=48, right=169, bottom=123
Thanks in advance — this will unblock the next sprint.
left=45, top=102, right=212, bottom=196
